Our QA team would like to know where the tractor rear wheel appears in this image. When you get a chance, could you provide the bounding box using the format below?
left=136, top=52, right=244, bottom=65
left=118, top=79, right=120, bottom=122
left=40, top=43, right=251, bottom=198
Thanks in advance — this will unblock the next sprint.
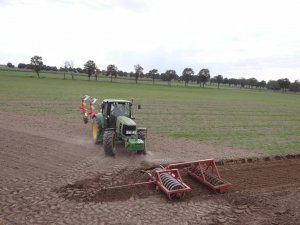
left=92, top=118, right=102, bottom=144
left=103, top=130, right=116, bottom=156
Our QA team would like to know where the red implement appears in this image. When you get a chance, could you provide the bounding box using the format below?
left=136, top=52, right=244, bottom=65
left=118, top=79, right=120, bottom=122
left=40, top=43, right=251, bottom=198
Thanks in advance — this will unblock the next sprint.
left=79, top=95, right=97, bottom=123
left=146, top=168, right=191, bottom=200
left=167, top=159, right=231, bottom=193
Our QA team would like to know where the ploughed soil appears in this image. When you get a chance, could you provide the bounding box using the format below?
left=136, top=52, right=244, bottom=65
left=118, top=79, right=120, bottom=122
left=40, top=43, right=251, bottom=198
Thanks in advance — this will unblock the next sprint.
left=0, top=112, right=299, bottom=225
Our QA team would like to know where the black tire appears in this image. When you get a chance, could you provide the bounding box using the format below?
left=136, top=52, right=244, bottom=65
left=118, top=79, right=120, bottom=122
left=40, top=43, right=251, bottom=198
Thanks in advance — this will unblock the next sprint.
left=103, top=130, right=116, bottom=156
left=137, top=129, right=146, bottom=141
left=137, top=129, right=147, bottom=154
left=92, top=118, right=102, bottom=144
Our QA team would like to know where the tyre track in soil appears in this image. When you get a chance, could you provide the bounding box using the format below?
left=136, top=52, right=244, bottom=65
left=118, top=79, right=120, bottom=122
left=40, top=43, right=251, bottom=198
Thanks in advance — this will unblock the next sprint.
left=0, top=113, right=299, bottom=225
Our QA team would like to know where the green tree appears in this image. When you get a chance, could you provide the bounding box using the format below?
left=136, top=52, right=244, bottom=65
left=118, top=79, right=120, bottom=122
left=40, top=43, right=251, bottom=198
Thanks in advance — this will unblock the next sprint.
left=18, top=63, right=27, bottom=69
left=165, top=70, right=177, bottom=86
left=223, top=77, right=229, bottom=86
left=289, top=80, right=300, bottom=93
left=198, top=68, right=210, bottom=87
left=215, top=75, right=223, bottom=88
left=267, top=80, right=280, bottom=90
left=148, top=69, right=159, bottom=84
left=134, top=64, right=143, bottom=84
left=30, top=56, right=44, bottom=78
left=181, top=68, right=194, bottom=87
left=248, top=77, right=258, bottom=88
left=258, top=80, right=267, bottom=89
left=228, top=78, right=238, bottom=87
left=107, top=64, right=118, bottom=82
left=7, top=62, right=15, bottom=68
left=84, top=60, right=96, bottom=80
left=76, top=67, right=83, bottom=73
left=240, top=78, right=247, bottom=88
left=278, top=78, right=290, bottom=92
left=118, top=70, right=124, bottom=77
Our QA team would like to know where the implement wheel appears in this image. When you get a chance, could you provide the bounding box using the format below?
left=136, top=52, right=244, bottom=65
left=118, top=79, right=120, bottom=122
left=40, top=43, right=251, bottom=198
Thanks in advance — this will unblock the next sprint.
left=92, top=118, right=102, bottom=144
left=103, top=130, right=116, bottom=157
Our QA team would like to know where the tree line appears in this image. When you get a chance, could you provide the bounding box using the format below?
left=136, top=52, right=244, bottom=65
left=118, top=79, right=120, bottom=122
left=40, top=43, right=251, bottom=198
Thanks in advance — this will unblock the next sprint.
left=4, top=56, right=300, bottom=93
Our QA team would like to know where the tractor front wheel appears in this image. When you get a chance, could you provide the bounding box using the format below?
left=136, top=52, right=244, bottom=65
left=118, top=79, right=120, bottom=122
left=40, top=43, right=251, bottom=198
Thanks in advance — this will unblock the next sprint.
left=137, top=129, right=146, bottom=141
left=137, top=129, right=147, bottom=154
left=103, top=130, right=116, bottom=157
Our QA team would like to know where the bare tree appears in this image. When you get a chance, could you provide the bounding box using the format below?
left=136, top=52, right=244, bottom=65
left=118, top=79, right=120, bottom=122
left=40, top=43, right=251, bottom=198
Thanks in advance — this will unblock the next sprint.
left=63, top=60, right=75, bottom=80
left=63, top=61, right=70, bottom=80
left=134, top=64, right=143, bottom=84
left=69, top=60, right=74, bottom=80
left=95, top=65, right=101, bottom=80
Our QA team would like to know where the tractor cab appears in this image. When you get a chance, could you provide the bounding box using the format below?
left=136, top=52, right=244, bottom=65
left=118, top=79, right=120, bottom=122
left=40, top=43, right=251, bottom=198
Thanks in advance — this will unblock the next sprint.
left=101, top=99, right=133, bottom=128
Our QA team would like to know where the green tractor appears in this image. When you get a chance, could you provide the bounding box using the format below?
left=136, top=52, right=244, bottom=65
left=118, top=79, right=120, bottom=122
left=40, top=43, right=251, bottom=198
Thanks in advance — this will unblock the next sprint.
left=92, top=99, right=147, bottom=156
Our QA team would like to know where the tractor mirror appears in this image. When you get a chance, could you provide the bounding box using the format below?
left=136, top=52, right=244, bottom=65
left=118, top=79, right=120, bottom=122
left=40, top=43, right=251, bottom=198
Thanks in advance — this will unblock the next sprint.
left=138, top=104, right=141, bottom=109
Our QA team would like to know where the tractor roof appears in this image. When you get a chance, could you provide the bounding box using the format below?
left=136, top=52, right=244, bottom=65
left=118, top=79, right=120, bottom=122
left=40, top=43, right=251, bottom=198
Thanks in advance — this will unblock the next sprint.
left=102, top=99, right=131, bottom=104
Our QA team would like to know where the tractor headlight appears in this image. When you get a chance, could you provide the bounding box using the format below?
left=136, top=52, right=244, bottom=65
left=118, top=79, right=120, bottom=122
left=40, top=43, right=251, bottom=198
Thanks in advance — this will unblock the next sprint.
left=126, top=130, right=137, bottom=135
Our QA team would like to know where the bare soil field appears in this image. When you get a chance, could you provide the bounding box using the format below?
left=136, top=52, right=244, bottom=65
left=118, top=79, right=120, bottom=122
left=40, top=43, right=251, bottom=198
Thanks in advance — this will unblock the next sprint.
left=0, top=112, right=299, bottom=225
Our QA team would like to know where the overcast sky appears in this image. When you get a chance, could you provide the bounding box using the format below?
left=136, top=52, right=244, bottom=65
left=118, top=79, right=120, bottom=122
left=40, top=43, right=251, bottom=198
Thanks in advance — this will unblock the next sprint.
left=1, top=0, right=300, bottom=81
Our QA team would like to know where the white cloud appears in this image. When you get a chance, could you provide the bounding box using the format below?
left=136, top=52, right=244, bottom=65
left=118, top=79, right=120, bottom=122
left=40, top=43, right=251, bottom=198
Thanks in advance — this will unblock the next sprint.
left=0, top=0, right=300, bottom=81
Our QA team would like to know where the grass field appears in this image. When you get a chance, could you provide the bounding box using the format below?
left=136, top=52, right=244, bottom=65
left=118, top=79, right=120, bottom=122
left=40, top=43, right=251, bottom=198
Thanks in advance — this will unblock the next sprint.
left=1, top=69, right=300, bottom=155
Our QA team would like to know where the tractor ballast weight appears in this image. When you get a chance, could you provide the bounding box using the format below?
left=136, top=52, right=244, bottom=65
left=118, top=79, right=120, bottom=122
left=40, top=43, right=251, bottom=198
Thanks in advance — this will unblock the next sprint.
left=84, top=98, right=146, bottom=156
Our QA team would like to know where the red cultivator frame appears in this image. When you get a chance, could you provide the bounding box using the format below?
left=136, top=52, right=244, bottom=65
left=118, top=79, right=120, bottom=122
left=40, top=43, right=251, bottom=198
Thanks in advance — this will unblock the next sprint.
left=145, top=168, right=191, bottom=200
left=105, top=168, right=191, bottom=201
left=79, top=95, right=98, bottom=124
left=105, top=159, right=231, bottom=201
left=167, top=159, right=231, bottom=193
